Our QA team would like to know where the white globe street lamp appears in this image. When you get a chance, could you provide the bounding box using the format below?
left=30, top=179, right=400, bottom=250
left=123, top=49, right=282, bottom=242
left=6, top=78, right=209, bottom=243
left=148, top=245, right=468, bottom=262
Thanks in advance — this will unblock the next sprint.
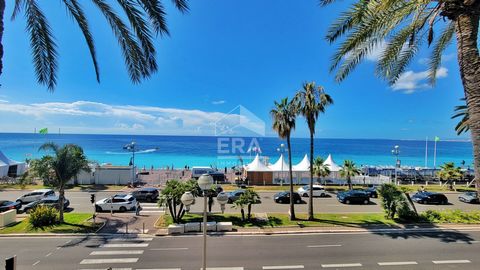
left=197, top=174, right=213, bottom=270
left=216, top=192, right=229, bottom=214
left=180, top=192, right=195, bottom=213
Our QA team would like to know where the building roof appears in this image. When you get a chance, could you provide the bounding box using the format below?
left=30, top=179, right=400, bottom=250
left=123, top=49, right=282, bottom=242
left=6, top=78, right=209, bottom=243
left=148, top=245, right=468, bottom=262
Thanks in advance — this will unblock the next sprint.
left=323, top=154, right=342, bottom=172
left=245, top=154, right=271, bottom=172
left=268, top=154, right=289, bottom=171
left=292, top=154, right=310, bottom=172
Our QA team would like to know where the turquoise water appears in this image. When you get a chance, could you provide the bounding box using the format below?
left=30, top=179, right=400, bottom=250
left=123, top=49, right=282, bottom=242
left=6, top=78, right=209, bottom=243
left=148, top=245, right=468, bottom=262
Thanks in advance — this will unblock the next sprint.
left=0, top=133, right=474, bottom=169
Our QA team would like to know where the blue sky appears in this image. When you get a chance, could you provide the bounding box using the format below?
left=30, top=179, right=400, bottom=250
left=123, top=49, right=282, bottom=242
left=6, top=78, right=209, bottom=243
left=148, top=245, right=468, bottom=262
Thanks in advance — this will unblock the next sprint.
left=0, top=0, right=467, bottom=140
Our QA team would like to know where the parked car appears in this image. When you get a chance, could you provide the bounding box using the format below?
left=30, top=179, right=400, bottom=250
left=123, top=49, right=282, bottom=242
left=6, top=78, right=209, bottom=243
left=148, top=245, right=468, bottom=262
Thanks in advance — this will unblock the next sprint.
left=411, top=192, right=448, bottom=204
left=458, top=192, right=479, bottom=204
left=297, top=185, right=327, bottom=197
left=95, top=194, right=137, bottom=212
left=130, top=187, right=159, bottom=202
left=16, top=189, right=55, bottom=204
left=274, top=191, right=302, bottom=204
left=23, top=196, right=70, bottom=213
left=197, top=185, right=224, bottom=197
left=337, top=190, right=370, bottom=204
left=0, top=200, right=21, bottom=213
left=364, top=186, right=378, bottom=198
left=227, top=189, right=246, bottom=203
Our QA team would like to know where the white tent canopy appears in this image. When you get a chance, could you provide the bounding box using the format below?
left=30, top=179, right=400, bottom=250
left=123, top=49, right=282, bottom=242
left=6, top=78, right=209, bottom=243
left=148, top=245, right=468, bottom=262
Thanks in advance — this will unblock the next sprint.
left=323, top=154, right=342, bottom=172
left=0, top=150, right=26, bottom=177
left=245, top=154, right=271, bottom=172
left=292, top=154, right=310, bottom=172
left=268, top=154, right=289, bottom=171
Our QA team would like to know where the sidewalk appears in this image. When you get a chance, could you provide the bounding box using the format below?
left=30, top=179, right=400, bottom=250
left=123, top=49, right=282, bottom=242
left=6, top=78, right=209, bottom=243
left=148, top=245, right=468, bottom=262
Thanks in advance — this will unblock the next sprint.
left=96, top=212, right=159, bottom=234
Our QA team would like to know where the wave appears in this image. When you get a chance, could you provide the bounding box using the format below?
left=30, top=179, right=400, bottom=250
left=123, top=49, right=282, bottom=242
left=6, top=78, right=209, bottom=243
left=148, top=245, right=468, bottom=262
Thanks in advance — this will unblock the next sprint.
left=106, top=148, right=158, bottom=155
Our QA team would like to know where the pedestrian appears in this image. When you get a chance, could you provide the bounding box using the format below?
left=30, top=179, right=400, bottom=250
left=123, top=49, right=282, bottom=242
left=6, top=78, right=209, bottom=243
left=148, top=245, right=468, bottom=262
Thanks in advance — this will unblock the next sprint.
left=225, top=166, right=227, bottom=174
left=135, top=201, right=141, bottom=216
left=208, top=195, right=214, bottom=213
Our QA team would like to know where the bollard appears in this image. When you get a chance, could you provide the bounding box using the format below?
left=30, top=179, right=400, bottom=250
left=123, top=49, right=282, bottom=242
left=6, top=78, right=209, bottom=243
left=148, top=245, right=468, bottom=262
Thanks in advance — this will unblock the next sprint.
left=5, top=255, right=16, bottom=270
left=411, top=181, right=414, bottom=186
left=126, top=223, right=128, bottom=234
left=425, top=181, right=428, bottom=186
left=143, top=222, right=145, bottom=234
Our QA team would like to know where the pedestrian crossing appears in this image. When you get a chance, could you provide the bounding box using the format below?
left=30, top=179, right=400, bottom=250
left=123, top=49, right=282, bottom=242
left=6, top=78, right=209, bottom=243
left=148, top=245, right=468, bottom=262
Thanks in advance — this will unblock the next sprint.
left=140, top=202, right=164, bottom=214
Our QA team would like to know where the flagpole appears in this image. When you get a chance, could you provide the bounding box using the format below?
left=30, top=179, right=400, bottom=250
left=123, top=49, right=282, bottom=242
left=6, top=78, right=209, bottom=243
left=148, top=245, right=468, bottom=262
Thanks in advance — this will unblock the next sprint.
left=433, top=139, right=437, bottom=169
left=425, top=136, right=428, bottom=168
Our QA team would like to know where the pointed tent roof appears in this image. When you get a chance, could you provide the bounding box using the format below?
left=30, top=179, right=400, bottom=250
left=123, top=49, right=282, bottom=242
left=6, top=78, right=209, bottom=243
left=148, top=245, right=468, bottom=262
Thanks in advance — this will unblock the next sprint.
left=245, top=154, right=271, bottom=172
left=0, top=150, right=21, bottom=167
left=323, top=154, right=342, bottom=172
left=268, top=154, right=289, bottom=171
left=292, top=154, right=310, bottom=172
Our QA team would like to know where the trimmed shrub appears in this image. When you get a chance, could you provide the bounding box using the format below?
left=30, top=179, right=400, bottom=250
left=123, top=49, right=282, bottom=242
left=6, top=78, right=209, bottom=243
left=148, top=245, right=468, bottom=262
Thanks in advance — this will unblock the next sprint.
left=421, top=210, right=480, bottom=224
left=29, top=206, right=59, bottom=228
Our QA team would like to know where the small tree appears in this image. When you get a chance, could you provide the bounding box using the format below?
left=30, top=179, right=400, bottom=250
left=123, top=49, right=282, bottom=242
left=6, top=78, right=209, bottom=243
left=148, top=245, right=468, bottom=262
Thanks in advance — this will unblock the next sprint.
left=233, top=189, right=261, bottom=221
left=339, top=160, right=361, bottom=190
left=313, top=157, right=330, bottom=185
left=28, top=156, right=55, bottom=185
left=158, top=180, right=197, bottom=224
left=437, top=162, right=463, bottom=189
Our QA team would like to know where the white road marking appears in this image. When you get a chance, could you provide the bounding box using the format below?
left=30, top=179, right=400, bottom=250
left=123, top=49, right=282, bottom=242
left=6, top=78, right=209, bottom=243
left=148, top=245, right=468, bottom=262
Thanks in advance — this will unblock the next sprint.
left=432, top=260, right=471, bottom=264
left=378, top=261, right=418, bottom=266
left=78, top=268, right=131, bottom=270
left=453, top=240, right=479, bottom=244
left=32, top=261, right=40, bottom=266
left=201, top=268, right=244, bottom=270
left=262, top=265, right=304, bottom=269
left=321, top=263, right=362, bottom=268
left=80, top=258, right=139, bottom=264
left=90, top=250, right=144, bottom=255
left=136, top=269, right=181, bottom=270
left=108, top=237, right=153, bottom=241
left=45, top=252, right=52, bottom=257
left=150, top=248, right=188, bottom=251
left=99, top=243, right=149, bottom=248
left=140, top=206, right=160, bottom=209
left=65, top=240, right=72, bottom=244
left=307, top=244, right=342, bottom=248
left=140, top=210, right=164, bottom=213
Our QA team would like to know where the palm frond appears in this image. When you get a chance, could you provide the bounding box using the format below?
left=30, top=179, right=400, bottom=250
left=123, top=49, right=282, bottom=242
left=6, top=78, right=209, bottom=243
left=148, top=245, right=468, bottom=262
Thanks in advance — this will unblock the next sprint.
left=428, top=22, right=455, bottom=85
left=117, top=0, right=157, bottom=72
left=91, top=0, right=150, bottom=83
left=62, top=0, right=100, bottom=82
left=452, top=98, right=470, bottom=135
left=25, top=0, right=58, bottom=90
left=172, top=0, right=189, bottom=13
left=11, top=0, right=25, bottom=20
left=136, top=0, right=169, bottom=36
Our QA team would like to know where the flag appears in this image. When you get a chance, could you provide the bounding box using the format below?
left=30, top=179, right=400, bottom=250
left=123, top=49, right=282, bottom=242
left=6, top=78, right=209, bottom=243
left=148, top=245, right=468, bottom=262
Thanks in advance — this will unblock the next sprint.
left=434, top=136, right=440, bottom=142
left=38, top=128, right=48, bottom=134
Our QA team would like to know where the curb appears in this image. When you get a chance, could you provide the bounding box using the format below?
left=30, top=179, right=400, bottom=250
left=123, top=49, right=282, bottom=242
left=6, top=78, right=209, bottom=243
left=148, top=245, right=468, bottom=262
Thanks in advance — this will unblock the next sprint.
left=0, top=233, right=152, bottom=238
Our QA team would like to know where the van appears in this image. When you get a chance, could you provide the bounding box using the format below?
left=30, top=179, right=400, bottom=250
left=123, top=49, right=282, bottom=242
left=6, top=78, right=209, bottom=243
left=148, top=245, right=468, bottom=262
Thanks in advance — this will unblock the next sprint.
left=191, top=167, right=215, bottom=179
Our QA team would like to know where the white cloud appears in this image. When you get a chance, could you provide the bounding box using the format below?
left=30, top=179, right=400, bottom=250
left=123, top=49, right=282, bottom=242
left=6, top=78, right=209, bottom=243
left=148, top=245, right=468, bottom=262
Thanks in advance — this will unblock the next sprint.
left=212, top=100, right=226, bottom=105
left=0, top=99, right=8, bottom=103
left=392, top=67, right=448, bottom=94
left=365, top=40, right=387, bottom=62
left=0, top=100, right=255, bottom=135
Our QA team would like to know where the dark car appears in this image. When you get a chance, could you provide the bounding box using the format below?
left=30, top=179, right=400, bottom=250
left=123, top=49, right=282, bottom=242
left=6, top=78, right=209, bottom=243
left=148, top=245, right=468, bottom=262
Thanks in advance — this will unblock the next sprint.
left=0, top=200, right=21, bottom=213
left=131, top=187, right=159, bottom=202
left=23, top=196, right=70, bottom=213
left=198, top=185, right=224, bottom=197
left=274, top=191, right=302, bottom=204
left=209, top=171, right=226, bottom=183
left=411, top=192, right=448, bottom=204
left=337, top=190, right=370, bottom=204
left=364, top=187, right=378, bottom=198
left=227, top=189, right=246, bottom=203
left=458, top=192, right=479, bottom=204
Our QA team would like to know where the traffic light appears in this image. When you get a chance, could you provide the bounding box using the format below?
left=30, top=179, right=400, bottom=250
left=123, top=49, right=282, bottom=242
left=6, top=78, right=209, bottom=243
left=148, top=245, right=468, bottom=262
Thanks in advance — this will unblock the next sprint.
left=90, top=194, right=95, bottom=204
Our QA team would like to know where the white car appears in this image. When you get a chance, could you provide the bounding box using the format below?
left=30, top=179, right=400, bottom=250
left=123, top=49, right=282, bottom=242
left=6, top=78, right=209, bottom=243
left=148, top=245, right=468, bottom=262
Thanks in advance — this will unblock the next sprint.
left=297, top=185, right=327, bottom=197
left=16, top=189, right=55, bottom=204
left=95, top=194, right=137, bottom=212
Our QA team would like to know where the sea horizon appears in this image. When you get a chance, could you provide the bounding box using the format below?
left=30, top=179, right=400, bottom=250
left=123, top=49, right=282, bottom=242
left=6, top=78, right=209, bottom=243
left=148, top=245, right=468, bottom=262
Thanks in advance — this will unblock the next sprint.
left=0, top=133, right=474, bottom=170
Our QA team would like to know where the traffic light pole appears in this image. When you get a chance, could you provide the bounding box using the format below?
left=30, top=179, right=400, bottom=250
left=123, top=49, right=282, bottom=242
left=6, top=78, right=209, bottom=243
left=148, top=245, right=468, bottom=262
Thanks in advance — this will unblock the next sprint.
left=90, top=194, right=96, bottom=224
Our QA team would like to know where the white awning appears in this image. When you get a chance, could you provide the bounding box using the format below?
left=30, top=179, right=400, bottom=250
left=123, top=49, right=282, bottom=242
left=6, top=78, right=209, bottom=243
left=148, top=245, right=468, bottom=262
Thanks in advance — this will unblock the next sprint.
left=245, top=154, right=271, bottom=172
left=323, top=154, right=342, bottom=172
left=268, top=154, right=289, bottom=171
left=0, top=150, right=27, bottom=177
left=292, top=154, right=310, bottom=172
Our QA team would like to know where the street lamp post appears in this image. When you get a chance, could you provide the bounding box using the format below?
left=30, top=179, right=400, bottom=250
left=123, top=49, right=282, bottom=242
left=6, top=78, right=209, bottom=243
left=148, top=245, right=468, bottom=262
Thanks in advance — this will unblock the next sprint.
left=197, top=174, right=214, bottom=270
left=391, top=145, right=400, bottom=185
left=277, top=143, right=285, bottom=186
left=123, top=141, right=137, bottom=186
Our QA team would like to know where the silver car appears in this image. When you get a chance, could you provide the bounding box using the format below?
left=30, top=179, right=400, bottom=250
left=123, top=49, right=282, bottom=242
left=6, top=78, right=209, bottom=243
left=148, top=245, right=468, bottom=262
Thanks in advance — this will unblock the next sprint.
left=458, top=192, right=479, bottom=204
left=16, top=189, right=55, bottom=204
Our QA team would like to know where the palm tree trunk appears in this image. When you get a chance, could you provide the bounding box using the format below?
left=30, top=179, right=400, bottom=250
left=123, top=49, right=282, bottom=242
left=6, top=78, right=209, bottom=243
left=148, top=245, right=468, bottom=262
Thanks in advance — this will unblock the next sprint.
left=455, top=13, right=480, bottom=193
left=308, top=130, right=314, bottom=221
left=287, top=135, right=296, bottom=220
left=59, top=184, right=65, bottom=223
left=0, top=0, right=4, bottom=76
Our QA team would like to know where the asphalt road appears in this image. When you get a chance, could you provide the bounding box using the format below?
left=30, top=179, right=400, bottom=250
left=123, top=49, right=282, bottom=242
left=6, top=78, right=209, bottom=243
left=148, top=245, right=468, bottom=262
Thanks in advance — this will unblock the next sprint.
left=1, top=190, right=479, bottom=214
left=2, top=229, right=480, bottom=269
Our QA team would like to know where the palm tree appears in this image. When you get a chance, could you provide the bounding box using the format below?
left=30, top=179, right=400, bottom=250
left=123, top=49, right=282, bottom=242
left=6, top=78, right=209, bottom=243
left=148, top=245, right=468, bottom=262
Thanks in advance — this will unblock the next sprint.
left=233, top=189, right=261, bottom=221
left=452, top=98, right=470, bottom=135
left=438, top=162, right=463, bottom=189
left=320, top=0, right=480, bottom=192
left=39, top=142, right=89, bottom=222
left=313, top=156, right=330, bottom=185
left=295, top=82, right=333, bottom=221
left=271, top=97, right=298, bottom=220
left=339, top=160, right=361, bottom=190
left=3, top=0, right=188, bottom=90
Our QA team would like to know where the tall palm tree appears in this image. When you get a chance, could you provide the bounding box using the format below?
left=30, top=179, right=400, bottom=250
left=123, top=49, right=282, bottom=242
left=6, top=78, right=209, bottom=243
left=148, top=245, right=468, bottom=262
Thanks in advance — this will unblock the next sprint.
left=320, top=0, right=480, bottom=192
left=313, top=156, right=330, bottom=185
left=39, top=142, right=90, bottom=222
left=452, top=98, right=470, bottom=135
left=295, top=82, right=333, bottom=221
left=2, top=0, right=188, bottom=90
left=438, top=162, right=463, bottom=183
left=339, top=160, right=361, bottom=190
left=271, top=97, right=298, bottom=220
